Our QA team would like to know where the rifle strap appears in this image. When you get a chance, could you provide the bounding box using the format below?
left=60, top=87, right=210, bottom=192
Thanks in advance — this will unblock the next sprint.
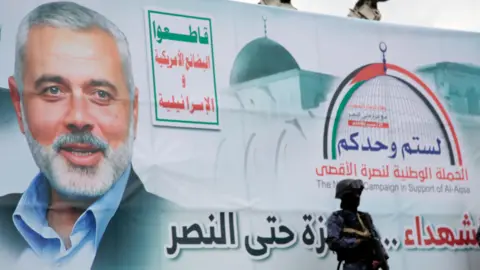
left=341, top=213, right=371, bottom=237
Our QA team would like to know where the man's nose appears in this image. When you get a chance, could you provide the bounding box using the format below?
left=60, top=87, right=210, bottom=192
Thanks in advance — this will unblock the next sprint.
left=64, top=93, right=94, bottom=133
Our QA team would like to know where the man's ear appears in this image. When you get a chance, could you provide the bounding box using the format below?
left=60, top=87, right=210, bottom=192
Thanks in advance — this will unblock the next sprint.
left=8, top=76, right=25, bottom=134
left=133, top=87, right=139, bottom=139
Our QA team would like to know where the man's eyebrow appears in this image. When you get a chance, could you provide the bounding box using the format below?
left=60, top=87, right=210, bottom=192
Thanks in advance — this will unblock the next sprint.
left=34, top=75, right=69, bottom=89
left=86, top=79, right=118, bottom=95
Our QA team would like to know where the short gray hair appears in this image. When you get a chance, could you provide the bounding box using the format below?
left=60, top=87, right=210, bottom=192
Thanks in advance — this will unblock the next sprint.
left=14, top=1, right=134, bottom=98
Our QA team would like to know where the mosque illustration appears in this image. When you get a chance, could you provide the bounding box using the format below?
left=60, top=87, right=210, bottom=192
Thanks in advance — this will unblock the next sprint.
left=416, top=62, right=480, bottom=166
left=211, top=17, right=340, bottom=200
left=416, top=63, right=480, bottom=117
left=223, top=16, right=480, bottom=121
left=225, top=17, right=337, bottom=114
left=213, top=32, right=480, bottom=198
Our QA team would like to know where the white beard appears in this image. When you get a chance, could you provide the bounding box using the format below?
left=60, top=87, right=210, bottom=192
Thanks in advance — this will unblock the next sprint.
left=21, top=103, right=134, bottom=200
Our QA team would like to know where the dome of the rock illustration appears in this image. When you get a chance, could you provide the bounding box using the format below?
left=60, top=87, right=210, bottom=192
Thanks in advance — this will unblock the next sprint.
left=335, top=75, right=450, bottom=165
left=229, top=37, right=299, bottom=85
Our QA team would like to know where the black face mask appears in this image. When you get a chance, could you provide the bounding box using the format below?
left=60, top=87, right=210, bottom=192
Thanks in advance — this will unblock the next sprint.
left=341, top=192, right=361, bottom=210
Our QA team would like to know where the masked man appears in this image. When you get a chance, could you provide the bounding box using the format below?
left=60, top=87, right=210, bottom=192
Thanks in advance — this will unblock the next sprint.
left=326, top=179, right=389, bottom=270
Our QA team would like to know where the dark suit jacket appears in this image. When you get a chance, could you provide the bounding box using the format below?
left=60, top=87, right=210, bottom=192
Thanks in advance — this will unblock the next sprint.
left=0, top=169, right=176, bottom=269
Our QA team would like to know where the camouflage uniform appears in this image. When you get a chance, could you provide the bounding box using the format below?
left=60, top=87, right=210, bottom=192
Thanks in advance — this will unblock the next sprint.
left=325, top=179, right=388, bottom=270
left=354, top=0, right=388, bottom=9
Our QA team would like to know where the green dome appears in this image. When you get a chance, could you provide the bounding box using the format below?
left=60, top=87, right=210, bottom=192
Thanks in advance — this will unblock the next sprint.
left=230, top=37, right=299, bottom=85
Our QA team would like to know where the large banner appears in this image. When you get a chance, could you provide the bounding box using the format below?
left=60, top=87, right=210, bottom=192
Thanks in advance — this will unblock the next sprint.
left=0, top=0, right=480, bottom=269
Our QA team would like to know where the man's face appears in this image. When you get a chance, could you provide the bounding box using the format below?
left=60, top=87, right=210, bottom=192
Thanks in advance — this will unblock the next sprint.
left=352, top=191, right=361, bottom=207
left=8, top=26, right=138, bottom=199
left=342, top=191, right=361, bottom=209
